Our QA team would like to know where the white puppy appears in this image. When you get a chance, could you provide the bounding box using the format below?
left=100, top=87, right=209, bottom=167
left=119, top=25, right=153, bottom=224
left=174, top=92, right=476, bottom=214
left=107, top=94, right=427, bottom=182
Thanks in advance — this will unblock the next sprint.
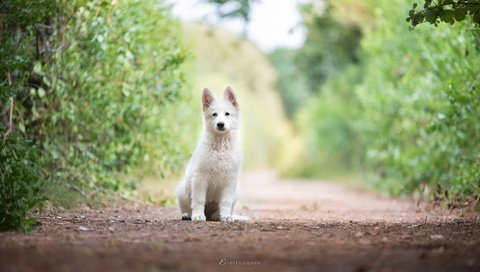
left=176, top=86, right=245, bottom=221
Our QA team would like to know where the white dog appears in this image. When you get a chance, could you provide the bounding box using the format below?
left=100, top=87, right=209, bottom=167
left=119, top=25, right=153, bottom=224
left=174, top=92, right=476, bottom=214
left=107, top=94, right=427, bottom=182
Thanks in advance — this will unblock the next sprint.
left=176, top=86, right=246, bottom=221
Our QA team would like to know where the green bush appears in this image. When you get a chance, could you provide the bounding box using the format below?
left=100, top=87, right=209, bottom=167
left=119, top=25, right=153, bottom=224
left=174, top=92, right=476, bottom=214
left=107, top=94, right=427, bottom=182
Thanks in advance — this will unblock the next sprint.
left=296, top=65, right=364, bottom=178
left=357, top=1, right=480, bottom=198
left=293, top=0, right=480, bottom=201
left=295, top=2, right=362, bottom=94
left=0, top=0, right=55, bottom=231
left=267, top=49, right=310, bottom=118
left=27, top=0, right=189, bottom=193
left=1, top=0, right=190, bottom=230
left=0, top=135, right=44, bottom=231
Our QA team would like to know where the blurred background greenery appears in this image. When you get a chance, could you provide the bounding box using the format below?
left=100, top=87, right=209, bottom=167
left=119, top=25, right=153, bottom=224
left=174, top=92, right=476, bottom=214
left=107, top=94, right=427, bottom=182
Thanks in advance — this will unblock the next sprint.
left=1, top=0, right=479, bottom=231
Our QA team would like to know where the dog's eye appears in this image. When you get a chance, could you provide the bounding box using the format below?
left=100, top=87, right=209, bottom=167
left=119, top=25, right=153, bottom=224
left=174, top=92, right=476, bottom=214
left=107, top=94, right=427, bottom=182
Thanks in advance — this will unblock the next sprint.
left=225, top=112, right=230, bottom=116
left=212, top=113, right=218, bottom=117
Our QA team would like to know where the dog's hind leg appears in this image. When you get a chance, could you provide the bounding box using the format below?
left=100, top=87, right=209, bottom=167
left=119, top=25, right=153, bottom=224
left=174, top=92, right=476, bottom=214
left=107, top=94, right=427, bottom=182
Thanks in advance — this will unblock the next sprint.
left=176, top=183, right=191, bottom=220
left=230, top=194, right=250, bottom=221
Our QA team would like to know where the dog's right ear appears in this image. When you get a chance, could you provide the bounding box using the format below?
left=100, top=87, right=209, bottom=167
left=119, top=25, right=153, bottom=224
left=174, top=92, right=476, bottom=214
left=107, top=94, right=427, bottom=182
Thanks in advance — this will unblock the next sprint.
left=202, top=88, right=214, bottom=111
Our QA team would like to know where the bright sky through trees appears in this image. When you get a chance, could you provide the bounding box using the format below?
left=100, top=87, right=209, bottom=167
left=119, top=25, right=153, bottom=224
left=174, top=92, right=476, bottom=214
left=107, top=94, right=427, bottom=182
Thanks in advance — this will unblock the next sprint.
left=171, top=0, right=307, bottom=52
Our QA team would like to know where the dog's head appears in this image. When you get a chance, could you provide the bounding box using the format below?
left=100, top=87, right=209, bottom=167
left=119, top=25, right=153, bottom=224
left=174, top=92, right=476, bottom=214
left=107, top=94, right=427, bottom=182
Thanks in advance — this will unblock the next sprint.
left=202, top=86, right=240, bottom=135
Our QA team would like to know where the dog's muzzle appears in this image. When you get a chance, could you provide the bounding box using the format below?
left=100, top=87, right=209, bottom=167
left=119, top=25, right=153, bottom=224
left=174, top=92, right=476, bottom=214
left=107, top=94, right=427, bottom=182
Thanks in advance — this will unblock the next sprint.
left=216, top=122, right=225, bottom=131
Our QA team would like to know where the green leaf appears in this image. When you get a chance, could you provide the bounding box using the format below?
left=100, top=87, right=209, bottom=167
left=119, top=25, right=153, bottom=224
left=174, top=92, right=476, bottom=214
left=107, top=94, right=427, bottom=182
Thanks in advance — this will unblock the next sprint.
left=18, top=123, right=26, bottom=134
left=37, top=87, right=46, bottom=98
left=454, top=8, right=467, bottom=22
left=33, top=62, right=43, bottom=76
left=441, top=10, right=456, bottom=24
left=42, top=76, right=51, bottom=87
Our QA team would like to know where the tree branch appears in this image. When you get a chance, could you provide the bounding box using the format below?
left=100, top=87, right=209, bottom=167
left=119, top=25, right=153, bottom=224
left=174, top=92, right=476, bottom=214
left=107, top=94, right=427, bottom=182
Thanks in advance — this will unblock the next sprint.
left=4, top=73, right=14, bottom=138
left=414, top=1, right=480, bottom=17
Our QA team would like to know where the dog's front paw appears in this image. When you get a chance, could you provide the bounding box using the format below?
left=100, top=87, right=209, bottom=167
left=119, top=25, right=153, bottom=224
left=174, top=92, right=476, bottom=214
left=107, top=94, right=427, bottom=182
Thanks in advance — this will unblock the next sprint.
left=191, top=214, right=206, bottom=221
left=220, top=215, right=234, bottom=222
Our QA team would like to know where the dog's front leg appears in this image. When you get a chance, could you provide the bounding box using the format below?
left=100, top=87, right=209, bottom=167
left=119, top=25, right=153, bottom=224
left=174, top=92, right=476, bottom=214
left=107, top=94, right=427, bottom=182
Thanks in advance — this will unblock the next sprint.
left=219, top=184, right=236, bottom=222
left=191, top=177, right=207, bottom=221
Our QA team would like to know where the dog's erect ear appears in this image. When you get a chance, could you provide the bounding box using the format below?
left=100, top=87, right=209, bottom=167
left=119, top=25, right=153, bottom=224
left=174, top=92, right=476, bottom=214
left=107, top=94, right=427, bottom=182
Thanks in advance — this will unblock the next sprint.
left=223, top=86, right=239, bottom=109
left=202, top=88, right=215, bottom=111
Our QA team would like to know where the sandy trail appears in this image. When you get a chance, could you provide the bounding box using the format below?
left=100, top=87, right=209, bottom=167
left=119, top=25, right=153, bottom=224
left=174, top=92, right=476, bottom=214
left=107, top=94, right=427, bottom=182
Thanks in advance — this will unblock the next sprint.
left=239, top=171, right=452, bottom=222
left=1, top=171, right=479, bottom=272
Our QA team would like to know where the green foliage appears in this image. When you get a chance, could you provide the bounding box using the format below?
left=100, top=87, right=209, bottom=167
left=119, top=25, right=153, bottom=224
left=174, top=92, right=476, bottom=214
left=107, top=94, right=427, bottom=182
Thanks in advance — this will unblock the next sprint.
left=267, top=49, right=309, bottom=117
left=407, top=0, right=480, bottom=28
left=296, top=2, right=362, bottom=93
left=0, top=134, right=45, bottom=231
left=28, top=0, right=189, bottom=191
left=1, top=0, right=189, bottom=230
left=290, top=0, right=480, bottom=201
left=357, top=1, right=480, bottom=198
left=0, top=0, right=55, bottom=101
left=0, top=0, right=56, bottom=28
left=0, top=0, right=55, bottom=231
left=268, top=1, right=362, bottom=118
left=297, top=65, right=364, bottom=177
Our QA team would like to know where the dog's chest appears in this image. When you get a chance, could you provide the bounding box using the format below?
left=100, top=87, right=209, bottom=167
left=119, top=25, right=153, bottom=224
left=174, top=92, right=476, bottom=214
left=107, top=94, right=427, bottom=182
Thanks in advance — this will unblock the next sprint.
left=197, top=138, right=240, bottom=178
left=205, top=147, right=239, bottom=173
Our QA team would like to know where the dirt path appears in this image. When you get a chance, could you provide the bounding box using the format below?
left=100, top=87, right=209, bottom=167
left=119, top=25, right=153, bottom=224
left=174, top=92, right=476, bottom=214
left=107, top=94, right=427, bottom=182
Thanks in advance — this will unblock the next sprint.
left=1, top=172, right=479, bottom=272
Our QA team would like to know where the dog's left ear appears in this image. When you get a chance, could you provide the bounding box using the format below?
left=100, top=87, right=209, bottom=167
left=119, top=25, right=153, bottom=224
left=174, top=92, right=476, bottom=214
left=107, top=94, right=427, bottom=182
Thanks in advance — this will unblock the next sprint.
left=224, top=86, right=239, bottom=109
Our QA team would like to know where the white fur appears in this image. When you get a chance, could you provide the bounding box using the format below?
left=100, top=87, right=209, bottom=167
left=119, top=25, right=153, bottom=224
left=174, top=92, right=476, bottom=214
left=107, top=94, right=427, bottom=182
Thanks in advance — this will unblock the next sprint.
left=176, top=87, right=247, bottom=222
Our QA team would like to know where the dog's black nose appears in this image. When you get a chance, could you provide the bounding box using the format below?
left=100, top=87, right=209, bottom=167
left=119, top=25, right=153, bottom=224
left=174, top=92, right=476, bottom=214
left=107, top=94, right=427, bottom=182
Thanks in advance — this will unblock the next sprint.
left=217, top=122, right=225, bottom=128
